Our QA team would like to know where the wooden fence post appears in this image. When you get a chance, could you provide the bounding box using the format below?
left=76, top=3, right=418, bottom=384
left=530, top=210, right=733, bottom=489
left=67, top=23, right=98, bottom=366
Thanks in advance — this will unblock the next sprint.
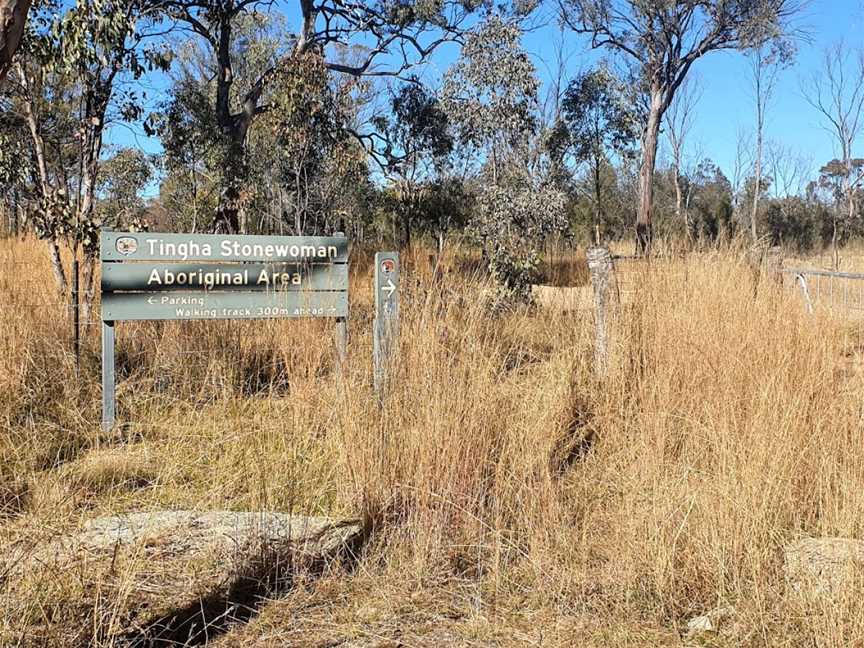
left=335, top=318, right=347, bottom=365
left=587, top=246, right=615, bottom=378
left=746, top=241, right=767, bottom=287
left=747, top=242, right=783, bottom=294
left=767, top=245, right=783, bottom=285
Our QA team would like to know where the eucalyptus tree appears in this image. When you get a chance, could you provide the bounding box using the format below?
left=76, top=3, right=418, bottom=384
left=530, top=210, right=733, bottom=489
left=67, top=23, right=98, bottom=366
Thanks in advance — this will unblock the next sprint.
left=817, top=158, right=864, bottom=268
left=264, top=47, right=370, bottom=236
left=97, top=148, right=155, bottom=229
left=557, top=64, right=638, bottom=243
left=689, top=158, right=735, bottom=242
left=157, top=10, right=289, bottom=234
left=373, top=83, right=454, bottom=247
left=158, top=10, right=375, bottom=237
left=746, top=35, right=794, bottom=242
left=0, top=103, right=30, bottom=234
left=441, top=15, right=566, bottom=305
left=9, top=0, right=169, bottom=301
left=441, top=14, right=538, bottom=183
left=160, top=0, right=487, bottom=234
left=559, top=0, right=805, bottom=255
left=157, top=76, right=220, bottom=232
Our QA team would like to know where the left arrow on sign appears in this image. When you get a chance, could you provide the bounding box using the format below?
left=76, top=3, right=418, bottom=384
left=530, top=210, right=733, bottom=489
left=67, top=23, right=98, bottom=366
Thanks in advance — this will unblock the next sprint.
left=147, top=296, right=158, bottom=305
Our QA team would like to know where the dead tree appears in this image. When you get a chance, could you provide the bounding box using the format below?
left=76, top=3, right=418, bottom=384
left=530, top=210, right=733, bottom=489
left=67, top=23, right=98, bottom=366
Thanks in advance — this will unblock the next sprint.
left=803, top=44, right=864, bottom=270
left=664, top=75, right=702, bottom=243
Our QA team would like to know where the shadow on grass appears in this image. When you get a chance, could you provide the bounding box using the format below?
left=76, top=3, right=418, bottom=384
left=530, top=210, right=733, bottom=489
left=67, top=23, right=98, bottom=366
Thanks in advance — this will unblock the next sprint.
left=118, top=522, right=369, bottom=647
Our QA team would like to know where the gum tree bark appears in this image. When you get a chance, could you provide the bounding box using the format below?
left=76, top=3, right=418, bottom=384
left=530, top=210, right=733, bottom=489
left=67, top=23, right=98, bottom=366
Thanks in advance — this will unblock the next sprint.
left=0, top=0, right=30, bottom=81
left=637, top=87, right=663, bottom=255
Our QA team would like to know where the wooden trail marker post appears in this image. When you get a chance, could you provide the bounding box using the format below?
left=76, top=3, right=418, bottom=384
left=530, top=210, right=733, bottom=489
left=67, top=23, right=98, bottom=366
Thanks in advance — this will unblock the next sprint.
left=373, top=252, right=399, bottom=400
left=100, top=230, right=349, bottom=431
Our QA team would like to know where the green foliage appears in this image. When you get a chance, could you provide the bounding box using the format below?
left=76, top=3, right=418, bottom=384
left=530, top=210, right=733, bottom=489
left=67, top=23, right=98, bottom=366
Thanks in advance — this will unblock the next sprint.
left=643, top=158, right=738, bottom=244
left=0, top=114, right=30, bottom=196
left=567, top=158, right=633, bottom=240
left=559, top=65, right=639, bottom=165
left=441, top=15, right=538, bottom=162
left=765, top=197, right=830, bottom=253
left=157, top=79, right=218, bottom=169
left=389, top=83, right=453, bottom=165
left=560, top=0, right=803, bottom=245
left=7, top=0, right=167, bottom=261
left=473, top=177, right=567, bottom=307
left=818, top=158, right=864, bottom=205
left=439, top=15, right=561, bottom=303
left=157, top=35, right=371, bottom=235
left=156, top=77, right=223, bottom=230
left=265, top=51, right=370, bottom=234
left=52, top=0, right=169, bottom=78
left=97, top=148, right=154, bottom=229
left=561, top=0, right=800, bottom=68
left=554, top=64, right=639, bottom=236
left=373, top=83, right=455, bottom=244
left=688, top=160, right=736, bottom=241
left=418, top=177, right=472, bottom=240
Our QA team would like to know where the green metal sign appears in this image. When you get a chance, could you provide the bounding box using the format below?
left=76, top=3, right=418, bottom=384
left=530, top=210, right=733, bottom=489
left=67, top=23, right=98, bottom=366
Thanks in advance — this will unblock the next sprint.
left=101, top=230, right=350, bottom=431
left=102, top=262, right=348, bottom=293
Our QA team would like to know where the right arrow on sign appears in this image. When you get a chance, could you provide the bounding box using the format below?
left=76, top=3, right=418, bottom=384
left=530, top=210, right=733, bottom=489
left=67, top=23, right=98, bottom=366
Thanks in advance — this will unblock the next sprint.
left=383, top=278, right=396, bottom=298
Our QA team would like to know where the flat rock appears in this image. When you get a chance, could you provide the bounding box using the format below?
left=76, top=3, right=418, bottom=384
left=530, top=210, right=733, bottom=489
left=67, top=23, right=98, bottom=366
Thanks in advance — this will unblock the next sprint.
left=74, top=510, right=357, bottom=556
left=784, top=537, right=864, bottom=597
left=2, top=510, right=363, bottom=646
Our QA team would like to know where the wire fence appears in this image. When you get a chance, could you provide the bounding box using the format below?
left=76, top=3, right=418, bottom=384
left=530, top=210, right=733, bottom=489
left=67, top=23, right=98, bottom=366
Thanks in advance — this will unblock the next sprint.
left=782, top=267, right=864, bottom=318
left=613, top=252, right=864, bottom=323
left=612, top=254, right=686, bottom=301
left=530, top=253, right=689, bottom=313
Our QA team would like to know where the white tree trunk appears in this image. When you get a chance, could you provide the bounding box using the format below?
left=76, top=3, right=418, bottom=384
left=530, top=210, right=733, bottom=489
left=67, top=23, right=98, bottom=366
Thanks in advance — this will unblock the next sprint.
left=637, top=88, right=664, bottom=256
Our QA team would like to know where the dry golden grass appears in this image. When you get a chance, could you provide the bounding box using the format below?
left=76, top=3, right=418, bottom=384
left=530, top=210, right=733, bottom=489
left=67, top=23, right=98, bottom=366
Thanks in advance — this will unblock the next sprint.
left=2, top=235, right=864, bottom=645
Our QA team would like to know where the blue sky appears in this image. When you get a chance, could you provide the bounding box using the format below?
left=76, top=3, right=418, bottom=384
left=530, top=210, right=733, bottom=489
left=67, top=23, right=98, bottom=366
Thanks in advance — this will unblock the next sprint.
left=515, top=0, right=864, bottom=186
left=646, top=0, right=864, bottom=184
left=106, top=0, right=864, bottom=192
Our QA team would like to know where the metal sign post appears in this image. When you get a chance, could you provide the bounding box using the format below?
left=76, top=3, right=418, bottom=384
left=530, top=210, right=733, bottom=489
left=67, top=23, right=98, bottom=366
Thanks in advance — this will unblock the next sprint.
left=100, top=230, right=350, bottom=430
left=102, top=320, right=115, bottom=432
left=373, top=252, right=399, bottom=400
